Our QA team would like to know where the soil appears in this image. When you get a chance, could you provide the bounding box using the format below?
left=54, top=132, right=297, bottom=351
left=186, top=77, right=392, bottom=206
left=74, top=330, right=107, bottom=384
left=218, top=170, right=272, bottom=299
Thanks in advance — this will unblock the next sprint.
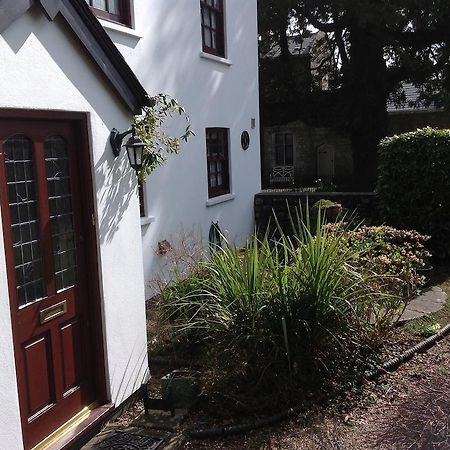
left=183, top=337, right=450, bottom=449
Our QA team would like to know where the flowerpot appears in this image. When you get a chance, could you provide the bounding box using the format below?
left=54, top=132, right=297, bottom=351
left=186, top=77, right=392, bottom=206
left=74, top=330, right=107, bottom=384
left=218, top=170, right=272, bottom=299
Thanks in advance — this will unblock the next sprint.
left=417, top=262, right=434, bottom=285
left=161, top=370, right=201, bottom=409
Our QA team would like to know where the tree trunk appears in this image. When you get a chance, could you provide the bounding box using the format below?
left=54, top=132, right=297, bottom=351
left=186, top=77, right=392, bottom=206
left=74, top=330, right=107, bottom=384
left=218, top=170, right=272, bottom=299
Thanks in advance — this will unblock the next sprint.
left=347, top=25, right=389, bottom=190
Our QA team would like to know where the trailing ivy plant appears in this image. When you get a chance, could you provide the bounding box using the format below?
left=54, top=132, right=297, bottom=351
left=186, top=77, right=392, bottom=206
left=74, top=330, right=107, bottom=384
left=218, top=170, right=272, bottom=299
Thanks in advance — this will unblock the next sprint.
left=134, top=94, right=195, bottom=181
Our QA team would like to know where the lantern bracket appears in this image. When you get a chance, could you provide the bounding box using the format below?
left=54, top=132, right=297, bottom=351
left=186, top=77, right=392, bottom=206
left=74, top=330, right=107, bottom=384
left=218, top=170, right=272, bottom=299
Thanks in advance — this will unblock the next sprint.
left=110, top=126, right=135, bottom=157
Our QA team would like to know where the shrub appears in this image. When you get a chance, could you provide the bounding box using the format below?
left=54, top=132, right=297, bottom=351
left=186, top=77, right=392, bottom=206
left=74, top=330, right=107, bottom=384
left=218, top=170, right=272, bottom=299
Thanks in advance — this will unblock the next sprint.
left=327, top=224, right=431, bottom=339
left=378, top=127, right=450, bottom=258
left=327, top=225, right=430, bottom=295
left=158, top=210, right=401, bottom=380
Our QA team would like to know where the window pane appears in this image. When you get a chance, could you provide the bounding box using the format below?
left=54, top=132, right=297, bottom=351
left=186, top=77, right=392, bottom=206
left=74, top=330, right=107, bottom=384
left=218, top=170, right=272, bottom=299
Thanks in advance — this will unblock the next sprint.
left=92, top=0, right=106, bottom=10
left=286, top=147, right=294, bottom=165
left=4, top=135, right=44, bottom=306
left=275, top=146, right=284, bottom=165
left=204, top=29, right=212, bottom=48
left=201, top=0, right=225, bottom=56
left=202, top=8, right=211, bottom=27
left=108, top=0, right=120, bottom=14
left=274, top=133, right=294, bottom=166
left=45, top=136, right=77, bottom=293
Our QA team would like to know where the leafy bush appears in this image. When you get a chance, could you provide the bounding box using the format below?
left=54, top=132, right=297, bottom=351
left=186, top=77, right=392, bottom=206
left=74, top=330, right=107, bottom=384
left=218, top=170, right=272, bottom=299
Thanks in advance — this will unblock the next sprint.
left=327, top=225, right=430, bottom=295
left=378, top=127, right=450, bottom=258
left=327, top=224, right=430, bottom=339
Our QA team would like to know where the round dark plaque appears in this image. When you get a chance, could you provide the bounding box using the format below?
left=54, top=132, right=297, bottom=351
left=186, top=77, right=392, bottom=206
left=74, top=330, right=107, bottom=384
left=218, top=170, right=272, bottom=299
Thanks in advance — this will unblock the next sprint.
left=241, top=131, right=250, bottom=150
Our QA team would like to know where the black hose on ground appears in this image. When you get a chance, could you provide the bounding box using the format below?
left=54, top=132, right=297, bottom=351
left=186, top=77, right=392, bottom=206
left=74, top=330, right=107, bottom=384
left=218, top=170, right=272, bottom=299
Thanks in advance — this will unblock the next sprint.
left=188, top=407, right=303, bottom=439
left=364, top=321, right=450, bottom=380
left=187, top=321, right=450, bottom=440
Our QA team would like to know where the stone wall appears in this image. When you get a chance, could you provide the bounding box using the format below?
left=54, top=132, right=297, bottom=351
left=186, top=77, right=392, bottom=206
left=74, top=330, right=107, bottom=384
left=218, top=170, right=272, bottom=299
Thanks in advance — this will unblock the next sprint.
left=262, top=120, right=353, bottom=188
left=254, top=191, right=378, bottom=234
left=261, top=112, right=450, bottom=191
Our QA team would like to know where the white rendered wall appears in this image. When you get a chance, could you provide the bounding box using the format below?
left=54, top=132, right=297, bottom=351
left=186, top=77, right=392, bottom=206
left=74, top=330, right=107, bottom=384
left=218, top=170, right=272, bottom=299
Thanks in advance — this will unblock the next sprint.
left=0, top=7, right=148, bottom=448
left=102, top=0, right=262, bottom=297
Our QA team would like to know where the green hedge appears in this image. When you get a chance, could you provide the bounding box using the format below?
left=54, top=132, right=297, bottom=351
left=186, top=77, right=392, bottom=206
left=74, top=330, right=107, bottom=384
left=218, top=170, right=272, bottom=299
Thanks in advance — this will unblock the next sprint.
left=378, top=127, right=450, bottom=258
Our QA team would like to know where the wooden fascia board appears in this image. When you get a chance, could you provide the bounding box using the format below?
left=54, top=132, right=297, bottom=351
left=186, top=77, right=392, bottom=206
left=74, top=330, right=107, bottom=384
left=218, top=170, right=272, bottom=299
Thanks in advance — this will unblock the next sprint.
left=60, top=0, right=151, bottom=113
left=59, top=0, right=140, bottom=113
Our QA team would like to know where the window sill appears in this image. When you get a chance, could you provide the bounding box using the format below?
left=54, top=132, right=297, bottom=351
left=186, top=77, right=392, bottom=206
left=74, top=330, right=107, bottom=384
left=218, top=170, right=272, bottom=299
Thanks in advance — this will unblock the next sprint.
left=141, top=216, right=156, bottom=227
left=99, top=19, right=143, bottom=39
left=200, top=52, right=232, bottom=66
left=206, top=193, right=236, bottom=207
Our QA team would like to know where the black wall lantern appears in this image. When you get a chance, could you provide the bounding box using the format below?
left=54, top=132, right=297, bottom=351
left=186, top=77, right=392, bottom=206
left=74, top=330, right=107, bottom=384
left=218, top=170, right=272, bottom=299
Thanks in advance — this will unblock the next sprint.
left=110, top=125, right=145, bottom=174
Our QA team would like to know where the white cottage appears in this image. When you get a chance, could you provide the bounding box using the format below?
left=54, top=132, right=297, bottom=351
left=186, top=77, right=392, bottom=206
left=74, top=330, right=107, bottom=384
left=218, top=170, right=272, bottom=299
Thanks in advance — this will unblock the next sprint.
left=0, top=0, right=261, bottom=448
left=0, top=1, right=150, bottom=449
left=94, top=0, right=262, bottom=298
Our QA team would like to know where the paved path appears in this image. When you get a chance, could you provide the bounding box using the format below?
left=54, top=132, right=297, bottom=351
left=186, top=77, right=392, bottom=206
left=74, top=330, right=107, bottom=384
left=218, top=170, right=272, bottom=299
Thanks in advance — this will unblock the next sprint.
left=399, top=286, right=447, bottom=322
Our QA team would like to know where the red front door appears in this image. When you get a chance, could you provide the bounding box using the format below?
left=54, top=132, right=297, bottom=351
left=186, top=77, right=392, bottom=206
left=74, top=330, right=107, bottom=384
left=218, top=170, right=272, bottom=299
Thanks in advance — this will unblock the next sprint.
left=0, top=118, right=99, bottom=449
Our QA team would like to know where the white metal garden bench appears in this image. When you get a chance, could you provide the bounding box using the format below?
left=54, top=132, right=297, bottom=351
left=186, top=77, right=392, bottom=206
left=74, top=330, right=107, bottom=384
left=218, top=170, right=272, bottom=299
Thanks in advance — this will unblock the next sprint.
left=270, top=165, right=295, bottom=185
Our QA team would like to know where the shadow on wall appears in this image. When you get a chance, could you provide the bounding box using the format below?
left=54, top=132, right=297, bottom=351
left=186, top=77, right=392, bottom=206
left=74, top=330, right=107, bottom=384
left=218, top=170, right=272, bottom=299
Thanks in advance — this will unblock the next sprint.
left=110, top=337, right=149, bottom=404
left=1, top=6, right=137, bottom=245
left=127, top=1, right=259, bottom=247
left=95, top=146, right=136, bottom=245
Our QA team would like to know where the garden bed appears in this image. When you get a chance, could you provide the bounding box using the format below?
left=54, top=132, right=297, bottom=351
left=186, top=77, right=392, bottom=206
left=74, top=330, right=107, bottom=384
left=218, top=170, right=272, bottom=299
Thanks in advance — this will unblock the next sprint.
left=126, top=211, right=449, bottom=449
left=164, top=267, right=450, bottom=449
left=105, top=266, right=450, bottom=449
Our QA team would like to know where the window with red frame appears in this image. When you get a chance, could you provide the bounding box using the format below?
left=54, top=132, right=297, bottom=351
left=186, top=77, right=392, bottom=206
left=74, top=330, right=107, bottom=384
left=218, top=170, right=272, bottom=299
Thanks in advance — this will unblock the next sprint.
left=86, top=0, right=131, bottom=27
left=200, top=0, right=225, bottom=57
left=206, top=128, right=230, bottom=198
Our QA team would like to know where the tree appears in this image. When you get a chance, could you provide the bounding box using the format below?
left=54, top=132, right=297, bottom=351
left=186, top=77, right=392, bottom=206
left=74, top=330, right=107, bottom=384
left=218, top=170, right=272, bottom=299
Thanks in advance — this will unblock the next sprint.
left=258, top=0, right=450, bottom=189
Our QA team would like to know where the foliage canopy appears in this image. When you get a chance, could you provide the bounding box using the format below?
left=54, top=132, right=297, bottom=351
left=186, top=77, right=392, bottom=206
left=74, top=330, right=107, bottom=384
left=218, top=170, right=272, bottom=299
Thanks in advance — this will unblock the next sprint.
left=378, top=127, right=450, bottom=258
left=258, top=0, right=450, bottom=187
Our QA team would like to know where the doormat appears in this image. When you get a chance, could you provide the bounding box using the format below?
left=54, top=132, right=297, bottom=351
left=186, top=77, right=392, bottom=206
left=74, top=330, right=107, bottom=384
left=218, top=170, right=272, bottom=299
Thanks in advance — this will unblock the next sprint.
left=96, top=430, right=164, bottom=450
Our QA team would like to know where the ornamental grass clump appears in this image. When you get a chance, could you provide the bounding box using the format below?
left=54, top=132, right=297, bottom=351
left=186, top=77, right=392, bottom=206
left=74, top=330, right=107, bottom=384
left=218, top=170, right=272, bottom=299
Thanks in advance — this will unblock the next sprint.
left=159, top=209, right=391, bottom=380
left=155, top=208, right=431, bottom=398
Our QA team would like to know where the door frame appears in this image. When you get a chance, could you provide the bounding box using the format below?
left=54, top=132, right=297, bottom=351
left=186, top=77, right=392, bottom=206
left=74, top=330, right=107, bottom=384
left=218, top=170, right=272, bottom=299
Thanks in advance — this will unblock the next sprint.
left=0, top=109, right=107, bottom=448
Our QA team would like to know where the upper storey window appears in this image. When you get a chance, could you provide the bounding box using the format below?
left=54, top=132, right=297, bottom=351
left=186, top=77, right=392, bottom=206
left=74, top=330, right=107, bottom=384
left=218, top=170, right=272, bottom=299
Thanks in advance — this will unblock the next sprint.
left=200, top=0, right=225, bottom=57
left=86, top=0, right=131, bottom=27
